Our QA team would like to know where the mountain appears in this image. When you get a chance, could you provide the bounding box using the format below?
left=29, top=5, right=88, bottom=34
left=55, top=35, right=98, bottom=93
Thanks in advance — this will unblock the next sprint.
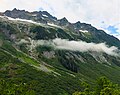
left=3, top=8, right=57, bottom=24
left=0, top=8, right=120, bottom=95
left=3, top=8, right=120, bottom=48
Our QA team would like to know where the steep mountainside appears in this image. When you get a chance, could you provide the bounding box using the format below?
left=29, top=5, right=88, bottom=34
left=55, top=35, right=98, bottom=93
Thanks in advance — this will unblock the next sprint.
left=3, top=8, right=120, bottom=48
left=0, top=9, right=120, bottom=95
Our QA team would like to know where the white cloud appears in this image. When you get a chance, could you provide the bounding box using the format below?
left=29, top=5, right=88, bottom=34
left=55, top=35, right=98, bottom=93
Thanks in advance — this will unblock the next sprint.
left=0, top=0, right=120, bottom=39
left=22, top=38, right=119, bottom=56
left=52, top=38, right=119, bottom=56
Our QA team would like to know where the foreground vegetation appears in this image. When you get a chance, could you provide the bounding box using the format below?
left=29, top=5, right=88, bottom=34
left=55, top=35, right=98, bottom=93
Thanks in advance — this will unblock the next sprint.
left=0, top=78, right=35, bottom=95
left=73, top=77, right=120, bottom=95
left=0, top=76, right=120, bottom=95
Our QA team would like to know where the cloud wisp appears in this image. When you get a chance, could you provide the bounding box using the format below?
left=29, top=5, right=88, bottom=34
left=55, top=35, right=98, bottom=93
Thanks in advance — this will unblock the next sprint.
left=52, top=38, right=118, bottom=56
left=20, top=38, right=119, bottom=56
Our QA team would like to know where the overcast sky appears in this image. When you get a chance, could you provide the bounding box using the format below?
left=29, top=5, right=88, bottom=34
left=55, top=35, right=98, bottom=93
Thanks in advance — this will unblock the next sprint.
left=0, top=0, right=120, bottom=39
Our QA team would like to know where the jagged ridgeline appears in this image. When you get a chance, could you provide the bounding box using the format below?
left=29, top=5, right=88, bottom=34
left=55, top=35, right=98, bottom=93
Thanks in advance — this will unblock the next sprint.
left=0, top=8, right=120, bottom=95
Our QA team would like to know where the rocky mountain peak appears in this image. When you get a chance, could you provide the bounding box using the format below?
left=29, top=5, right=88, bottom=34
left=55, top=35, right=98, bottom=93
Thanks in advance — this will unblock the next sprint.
left=58, top=17, right=69, bottom=26
left=12, top=8, right=18, bottom=11
left=73, top=21, right=81, bottom=28
left=59, top=17, right=68, bottom=22
left=41, top=11, right=57, bottom=20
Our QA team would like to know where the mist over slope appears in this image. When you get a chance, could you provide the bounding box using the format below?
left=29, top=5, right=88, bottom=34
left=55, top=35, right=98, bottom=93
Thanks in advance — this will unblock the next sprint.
left=52, top=38, right=119, bottom=56
left=20, top=38, right=119, bottom=56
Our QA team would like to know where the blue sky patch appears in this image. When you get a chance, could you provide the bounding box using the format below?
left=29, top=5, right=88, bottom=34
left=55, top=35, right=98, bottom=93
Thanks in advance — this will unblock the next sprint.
left=107, top=25, right=118, bottom=34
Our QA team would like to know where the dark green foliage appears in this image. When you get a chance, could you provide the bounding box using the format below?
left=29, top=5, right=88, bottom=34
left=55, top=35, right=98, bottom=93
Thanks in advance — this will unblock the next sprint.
left=56, top=28, right=72, bottom=39
left=73, top=77, right=120, bottom=95
left=30, top=25, right=56, bottom=40
left=0, top=21, right=18, bottom=34
left=89, top=30, right=120, bottom=49
left=0, top=78, right=35, bottom=95
left=57, top=50, right=79, bottom=73
left=0, top=45, right=81, bottom=95
left=36, top=45, right=53, bottom=52
left=30, top=25, right=73, bottom=40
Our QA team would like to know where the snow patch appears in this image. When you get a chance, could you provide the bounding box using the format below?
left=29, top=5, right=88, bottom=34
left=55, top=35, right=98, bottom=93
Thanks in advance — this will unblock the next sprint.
left=47, top=23, right=61, bottom=28
left=79, top=30, right=89, bottom=33
left=42, top=14, right=48, bottom=17
left=8, top=17, right=40, bottom=24
left=0, top=15, right=41, bottom=25
left=32, top=14, right=37, bottom=16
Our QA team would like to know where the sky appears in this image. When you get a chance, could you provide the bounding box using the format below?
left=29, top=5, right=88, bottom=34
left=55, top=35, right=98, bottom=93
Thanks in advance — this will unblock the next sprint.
left=0, top=0, right=120, bottom=39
